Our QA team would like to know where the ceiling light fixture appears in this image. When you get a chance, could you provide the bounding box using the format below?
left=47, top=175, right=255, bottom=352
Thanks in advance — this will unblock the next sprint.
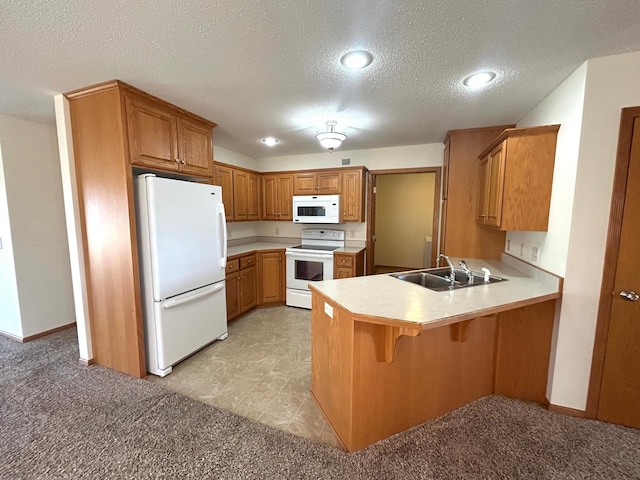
left=261, top=137, right=279, bottom=146
left=316, top=121, right=346, bottom=152
left=340, top=50, right=373, bottom=70
left=463, top=71, right=497, bottom=88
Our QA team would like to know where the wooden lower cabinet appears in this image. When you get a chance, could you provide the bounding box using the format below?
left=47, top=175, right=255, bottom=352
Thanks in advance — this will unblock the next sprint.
left=311, top=290, right=556, bottom=452
left=257, top=250, right=286, bottom=305
left=225, top=254, right=257, bottom=322
left=333, top=250, right=365, bottom=279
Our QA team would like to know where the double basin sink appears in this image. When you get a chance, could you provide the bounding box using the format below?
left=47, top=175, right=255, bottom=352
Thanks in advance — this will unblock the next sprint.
left=391, top=267, right=507, bottom=292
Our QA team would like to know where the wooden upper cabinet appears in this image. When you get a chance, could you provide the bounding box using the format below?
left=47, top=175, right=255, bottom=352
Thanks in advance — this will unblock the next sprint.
left=262, top=173, right=294, bottom=221
left=341, top=168, right=366, bottom=222
left=126, top=95, right=178, bottom=170
left=177, top=117, right=213, bottom=178
left=214, top=164, right=234, bottom=221
left=125, top=92, right=214, bottom=178
left=294, top=171, right=342, bottom=194
left=477, top=125, right=560, bottom=231
left=233, top=169, right=261, bottom=221
left=477, top=143, right=505, bottom=228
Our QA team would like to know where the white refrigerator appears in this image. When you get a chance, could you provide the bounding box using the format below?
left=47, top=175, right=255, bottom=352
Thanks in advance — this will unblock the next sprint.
left=135, top=174, right=228, bottom=377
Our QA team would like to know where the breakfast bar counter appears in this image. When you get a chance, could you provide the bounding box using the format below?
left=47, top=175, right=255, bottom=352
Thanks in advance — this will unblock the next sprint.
left=308, top=254, right=562, bottom=452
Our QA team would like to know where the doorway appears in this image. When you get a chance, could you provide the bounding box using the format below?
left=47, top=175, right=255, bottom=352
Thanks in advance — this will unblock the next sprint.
left=587, top=106, right=640, bottom=428
left=366, top=168, right=441, bottom=275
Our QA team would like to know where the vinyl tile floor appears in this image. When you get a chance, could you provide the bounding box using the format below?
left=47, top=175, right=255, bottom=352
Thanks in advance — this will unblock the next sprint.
left=146, top=305, right=342, bottom=449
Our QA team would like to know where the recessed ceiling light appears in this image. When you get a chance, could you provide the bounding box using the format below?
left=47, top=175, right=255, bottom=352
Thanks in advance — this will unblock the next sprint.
left=463, top=71, right=497, bottom=88
left=340, top=50, right=373, bottom=70
left=261, top=137, right=279, bottom=146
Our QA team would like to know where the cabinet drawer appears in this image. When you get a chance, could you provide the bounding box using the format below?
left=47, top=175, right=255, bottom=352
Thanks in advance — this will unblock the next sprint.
left=240, top=254, right=256, bottom=269
left=225, top=258, right=240, bottom=274
left=335, top=255, right=354, bottom=268
left=334, top=268, right=354, bottom=279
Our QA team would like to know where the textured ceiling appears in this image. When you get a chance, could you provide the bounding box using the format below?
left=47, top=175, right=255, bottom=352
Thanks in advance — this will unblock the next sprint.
left=2, top=0, right=640, bottom=158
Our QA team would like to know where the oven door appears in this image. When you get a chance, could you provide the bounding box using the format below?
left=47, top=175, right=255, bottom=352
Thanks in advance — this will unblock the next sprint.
left=286, top=250, right=334, bottom=291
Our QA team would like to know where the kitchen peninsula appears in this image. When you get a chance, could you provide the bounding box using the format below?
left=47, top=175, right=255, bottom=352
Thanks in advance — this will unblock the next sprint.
left=309, top=255, right=562, bottom=452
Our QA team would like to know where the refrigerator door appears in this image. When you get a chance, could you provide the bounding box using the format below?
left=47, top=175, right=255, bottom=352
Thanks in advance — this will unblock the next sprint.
left=141, top=175, right=227, bottom=300
left=147, top=281, right=228, bottom=376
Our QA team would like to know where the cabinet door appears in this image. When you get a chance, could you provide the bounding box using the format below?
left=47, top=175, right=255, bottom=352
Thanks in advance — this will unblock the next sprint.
left=317, top=171, right=342, bottom=194
left=485, top=144, right=506, bottom=228
left=225, top=272, right=240, bottom=321
left=214, top=165, right=234, bottom=221
left=262, top=174, right=279, bottom=220
left=294, top=172, right=317, bottom=194
left=239, top=266, right=257, bottom=312
left=341, top=169, right=364, bottom=222
left=477, top=157, right=489, bottom=224
left=126, top=95, right=178, bottom=170
left=247, top=173, right=261, bottom=220
left=257, top=250, right=285, bottom=304
left=233, top=170, right=251, bottom=220
left=276, top=174, right=294, bottom=220
left=177, top=117, right=213, bottom=178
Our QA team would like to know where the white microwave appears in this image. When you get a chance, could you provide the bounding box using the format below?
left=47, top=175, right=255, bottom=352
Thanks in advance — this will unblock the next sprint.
left=292, top=195, right=341, bottom=224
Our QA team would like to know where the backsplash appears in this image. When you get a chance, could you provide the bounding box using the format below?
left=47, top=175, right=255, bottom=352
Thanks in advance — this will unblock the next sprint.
left=226, top=221, right=367, bottom=246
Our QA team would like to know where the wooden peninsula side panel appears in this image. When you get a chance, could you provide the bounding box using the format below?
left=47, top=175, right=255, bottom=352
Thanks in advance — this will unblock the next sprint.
left=311, top=290, right=557, bottom=452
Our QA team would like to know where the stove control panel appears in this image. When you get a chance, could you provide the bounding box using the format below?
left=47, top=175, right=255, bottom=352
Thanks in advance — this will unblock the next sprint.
left=301, top=229, right=345, bottom=241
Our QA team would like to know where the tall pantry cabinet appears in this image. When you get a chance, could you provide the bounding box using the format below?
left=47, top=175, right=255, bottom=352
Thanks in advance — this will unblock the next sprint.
left=440, top=125, right=514, bottom=259
left=65, top=80, right=216, bottom=378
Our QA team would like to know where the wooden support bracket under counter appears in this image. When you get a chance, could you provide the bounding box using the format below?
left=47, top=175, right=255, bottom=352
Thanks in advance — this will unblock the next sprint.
left=309, top=254, right=562, bottom=452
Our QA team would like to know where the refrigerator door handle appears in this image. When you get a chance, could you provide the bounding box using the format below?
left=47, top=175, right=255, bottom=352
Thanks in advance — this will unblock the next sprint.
left=163, top=283, right=225, bottom=309
left=218, top=202, right=228, bottom=268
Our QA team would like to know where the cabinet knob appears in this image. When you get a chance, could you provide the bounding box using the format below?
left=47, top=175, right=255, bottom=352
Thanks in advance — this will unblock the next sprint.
left=278, top=257, right=282, bottom=261
left=175, top=158, right=180, bottom=164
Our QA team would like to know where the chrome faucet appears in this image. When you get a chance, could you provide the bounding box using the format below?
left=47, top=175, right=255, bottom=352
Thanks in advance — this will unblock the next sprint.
left=437, top=254, right=456, bottom=285
left=459, top=260, right=474, bottom=284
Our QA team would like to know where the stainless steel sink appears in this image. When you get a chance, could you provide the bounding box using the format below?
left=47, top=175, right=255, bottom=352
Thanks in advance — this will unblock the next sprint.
left=391, top=267, right=507, bottom=292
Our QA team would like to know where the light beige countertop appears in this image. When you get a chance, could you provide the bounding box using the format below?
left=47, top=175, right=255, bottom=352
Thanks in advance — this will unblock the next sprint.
left=335, top=246, right=365, bottom=254
left=309, top=254, right=562, bottom=330
left=228, top=242, right=365, bottom=257
left=228, top=242, right=297, bottom=257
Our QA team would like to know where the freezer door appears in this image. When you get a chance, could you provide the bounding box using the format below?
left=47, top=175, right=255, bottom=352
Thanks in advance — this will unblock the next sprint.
left=142, top=175, right=227, bottom=300
left=150, top=281, right=228, bottom=373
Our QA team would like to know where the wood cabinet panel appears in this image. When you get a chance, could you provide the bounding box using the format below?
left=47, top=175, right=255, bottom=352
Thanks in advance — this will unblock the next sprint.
left=177, top=117, right=213, bottom=178
left=257, top=250, right=285, bottom=305
left=262, top=174, right=294, bottom=220
left=477, top=125, right=560, bottom=231
left=233, top=170, right=261, bottom=221
left=226, top=253, right=257, bottom=321
left=294, top=171, right=342, bottom=194
left=341, top=169, right=365, bottom=222
left=334, top=250, right=365, bottom=278
left=214, top=165, right=234, bottom=221
left=125, top=93, right=213, bottom=177
left=126, top=95, right=178, bottom=170
left=441, top=126, right=512, bottom=260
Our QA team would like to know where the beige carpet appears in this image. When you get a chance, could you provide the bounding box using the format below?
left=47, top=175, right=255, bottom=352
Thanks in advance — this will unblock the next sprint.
left=1, top=328, right=639, bottom=479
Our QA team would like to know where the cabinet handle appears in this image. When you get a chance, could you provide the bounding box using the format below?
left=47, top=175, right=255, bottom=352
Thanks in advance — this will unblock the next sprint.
left=181, top=160, right=186, bottom=165
left=175, top=158, right=180, bottom=164
left=278, top=257, right=282, bottom=261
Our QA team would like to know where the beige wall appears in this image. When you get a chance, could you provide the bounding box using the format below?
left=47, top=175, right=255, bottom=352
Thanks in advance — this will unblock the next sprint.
left=0, top=113, right=75, bottom=338
left=374, top=173, right=435, bottom=268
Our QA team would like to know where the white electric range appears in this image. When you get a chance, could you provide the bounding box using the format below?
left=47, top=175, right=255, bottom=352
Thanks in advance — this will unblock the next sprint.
left=285, top=229, right=345, bottom=309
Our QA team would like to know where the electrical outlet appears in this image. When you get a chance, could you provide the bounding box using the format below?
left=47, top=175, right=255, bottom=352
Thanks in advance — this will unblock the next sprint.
left=506, top=239, right=511, bottom=251
left=531, top=246, right=539, bottom=262
left=324, top=302, right=334, bottom=318
left=520, top=243, right=525, bottom=256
